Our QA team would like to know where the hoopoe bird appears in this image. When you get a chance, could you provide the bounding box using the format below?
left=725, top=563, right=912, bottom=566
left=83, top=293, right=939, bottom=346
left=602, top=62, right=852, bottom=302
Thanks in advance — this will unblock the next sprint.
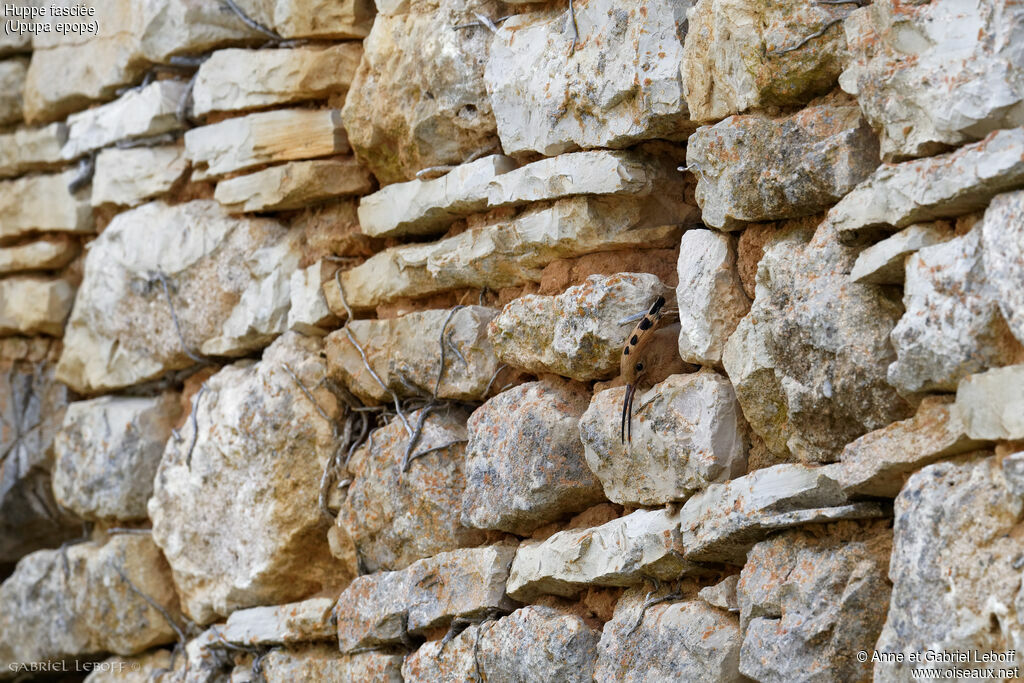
left=619, top=295, right=679, bottom=444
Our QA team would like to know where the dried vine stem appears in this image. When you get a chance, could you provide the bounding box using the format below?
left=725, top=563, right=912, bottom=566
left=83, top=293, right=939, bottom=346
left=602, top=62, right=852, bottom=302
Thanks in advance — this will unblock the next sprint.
left=768, top=15, right=846, bottom=55
left=115, top=565, right=188, bottom=646
left=222, top=0, right=282, bottom=41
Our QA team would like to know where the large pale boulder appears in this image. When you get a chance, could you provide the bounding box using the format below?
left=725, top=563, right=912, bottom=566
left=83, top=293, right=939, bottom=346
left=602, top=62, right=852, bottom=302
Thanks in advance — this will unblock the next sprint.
left=488, top=272, right=668, bottom=381
left=954, top=365, right=1024, bottom=441
left=0, top=122, right=68, bottom=179
left=580, top=371, right=746, bottom=507
left=687, top=101, right=879, bottom=229
left=57, top=200, right=299, bottom=394
left=0, top=170, right=93, bottom=240
left=486, top=0, right=695, bottom=156
left=840, top=0, right=1024, bottom=161
left=149, top=333, right=354, bottom=624
left=340, top=0, right=505, bottom=184
left=0, top=277, right=74, bottom=337
left=461, top=379, right=605, bottom=535
left=681, top=0, right=850, bottom=122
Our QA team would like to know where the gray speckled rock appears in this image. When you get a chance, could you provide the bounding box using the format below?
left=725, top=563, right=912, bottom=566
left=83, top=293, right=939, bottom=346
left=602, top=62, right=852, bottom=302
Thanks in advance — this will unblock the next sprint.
left=462, top=379, right=605, bottom=535
left=261, top=645, right=403, bottom=683
left=722, top=219, right=912, bottom=463
left=488, top=272, right=668, bottom=381
left=699, top=575, right=739, bottom=612
left=737, top=522, right=892, bottom=683
left=980, top=190, right=1024, bottom=346
left=687, top=102, right=879, bottom=230
left=579, top=371, right=747, bottom=506
left=336, top=406, right=486, bottom=573
left=596, top=586, right=744, bottom=682
left=220, top=596, right=336, bottom=647
left=849, top=222, right=954, bottom=285
left=873, top=454, right=1022, bottom=682
left=52, top=393, right=181, bottom=522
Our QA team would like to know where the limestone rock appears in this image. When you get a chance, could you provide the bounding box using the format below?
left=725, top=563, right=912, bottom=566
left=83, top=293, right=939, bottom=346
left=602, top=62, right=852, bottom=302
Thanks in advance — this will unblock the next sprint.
left=192, top=44, right=362, bottom=116
left=340, top=0, right=504, bottom=184
left=261, top=646, right=403, bottom=683
left=461, top=379, right=605, bottom=535
left=0, top=536, right=181, bottom=668
left=149, top=333, right=354, bottom=624
left=0, top=277, right=74, bottom=336
left=737, top=523, right=892, bottom=683
left=0, top=122, right=68, bottom=179
left=580, top=371, right=746, bottom=507
left=506, top=508, right=701, bottom=601
left=84, top=649, right=175, bottom=683
left=0, top=339, right=80, bottom=564
left=888, top=227, right=1023, bottom=394
left=486, top=0, right=695, bottom=156
left=287, top=261, right=338, bottom=336
left=596, top=587, right=744, bottom=682
left=838, top=396, right=986, bottom=498
left=722, top=220, right=912, bottom=463
left=831, top=128, right=1024, bottom=243
left=52, top=393, right=181, bottom=522
left=840, top=0, right=1024, bottom=161
left=0, top=170, right=93, bottom=240
left=402, top=624, right=480, bottom=681
left=687, top=103, right=879, bottom=229
left=954, top=365, right=1024, bottom=441
left=0, top=236, right=79, bottom=274
left=214, top=158, right=373, bottom=213
left=849, top=222, right=954, bottom=285
left=234, top=0, right=376, bottom=39
left=327, top=195, right=694, bottom=312
left=61, top=80, right=187, bottom=160
left=489, top=272, right=668, bottom=381
left=681, top=0, right=849, bottom=122
left=325, top=306, right=501, bottom=404
left=874, top=454, right=1022, bottom=681
left=220, top=597, right=336, bottom=646
left=57, top=200, right=299, bottom=394
left=0, top=1, right=31, bottom=56
left=676, top=229, right=750, bottom=365
left=678, top=463, right=885, bottom=563
left=92, top=145, right=189, bottom=208
left=336, top=406, right=486, bottom=573
left=0, top=58, right=26, bottom=126
left=475, top=606, right=600, bottom=683
left=359, top=150, right=681, bottom=238
left=334, top=544, right=517, bottom=652
left=699, top=575, right=739, bottom=612
left=185, top=109, right=349, bottom=180
left=980, top=189, right=1024, bottom=345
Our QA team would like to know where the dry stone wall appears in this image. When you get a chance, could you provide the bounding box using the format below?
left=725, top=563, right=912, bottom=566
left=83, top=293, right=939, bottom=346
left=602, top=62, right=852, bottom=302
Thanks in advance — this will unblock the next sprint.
left=1, top=0, right=1023, bottom=681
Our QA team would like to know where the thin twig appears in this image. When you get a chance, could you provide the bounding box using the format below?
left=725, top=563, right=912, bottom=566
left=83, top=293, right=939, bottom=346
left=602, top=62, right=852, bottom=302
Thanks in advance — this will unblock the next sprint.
left=768, top=16, right=846, bottom=55
left=626, top=584, right=683, bottom=636
left=115, top=565, right=187, bottom=646
left=107, top=527, right=153, bottom=536
left=186, top=385, right=207, bottom=469
left=222, top=0, right=282, bottom=40
left=116, top=132, right=179, bottom=149
left=153, top=271, right=208, bottom=365
left=434, top=306, right=464, bottom=397
left=400, top=405, right=436, bottom=473
left=282, top=362, right=333, bottom=424
left=453, top=14, right=512, bottom=30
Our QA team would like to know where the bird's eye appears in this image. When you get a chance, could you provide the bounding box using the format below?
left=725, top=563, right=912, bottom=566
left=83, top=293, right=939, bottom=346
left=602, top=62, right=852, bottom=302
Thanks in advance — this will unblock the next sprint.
left=635, top=362, right=644, bottom=372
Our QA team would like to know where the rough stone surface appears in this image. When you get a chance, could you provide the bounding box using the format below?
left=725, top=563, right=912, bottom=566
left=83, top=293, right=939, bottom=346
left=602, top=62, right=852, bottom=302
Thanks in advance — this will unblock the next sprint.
left=980, top=189, right=1024, bottom=345
left=221, top=597, right=336, bottom=646
left=486, top=0, right=695, bottom=156
left=580, top=371, right=747, bottom=506
left=506, top=508, right=701, bottom=601
left=849, top=222, right=954, bottom=285
left=0, top=236, right=79, bottom=275
left=336, top=406, right=486, bottom=573
left=596, top=586, right=744, bottom=682
left=678, top=463, right=885, bottom=564
left=334, top=544, right=517, bottom=652
left=676, top=229, right=750, bottom=365
left=260, top=646, right=403, bottom=683
left=185, top=109, right=349, bottom=180
left=888, top=227, right=1023, bottom=394
left=57, top=200, right=299, bottom=394
left=488, top=272, right=668, bottom=381
left=235, top=0, right=376, bottom=39
left=840, top=0, right=1024, bottom=161
left=0, top=536, right=181, bottom=668
left=954, top=365, right=1024, bottom=441
left=699, top=575, right=739, bottom=612
left=84, top=649, right=175, bottom=683
left=461, top=379, right=605, bottom=535
left=91, top=145, right=189, bottom=208
left=0, top=277, right=74, bottom=337
left=831, top=128, right=1024, bottom=243
left=340, top=0, right=505, bottom=184
left=681, top=0, right=850, bottom=122
left=0, top=339, right=80, bottom=564
left=52, top=393, right=181, bottom=522
left=0, top=58, right=26, bottom=126
left=192, top=43, right=362, bottom=116
left=359, top=150, right=680, bottom=238
left=287, top=261, right=338, bottom=336
left=149, top=333, right=354, bottom=624
left=874, top=454, right=1022, bottom=681
left=0, top=122, right=68, bottom=179
left=215, top=158, right=373, bottom=213
left=0, top=1, right=31, bottom=56
left=722, top=220, right=912, bottom=463
left=61, top=80, right=187, bottom=160
left=0, top=170, right=93, bottom=240
left=737, top=522, right=893, bottom=683
left=326, top=195, right=693, bottom=312
left=687, top=102, right=880, bottom=229
left=838, top=396, right=986, bottom=498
